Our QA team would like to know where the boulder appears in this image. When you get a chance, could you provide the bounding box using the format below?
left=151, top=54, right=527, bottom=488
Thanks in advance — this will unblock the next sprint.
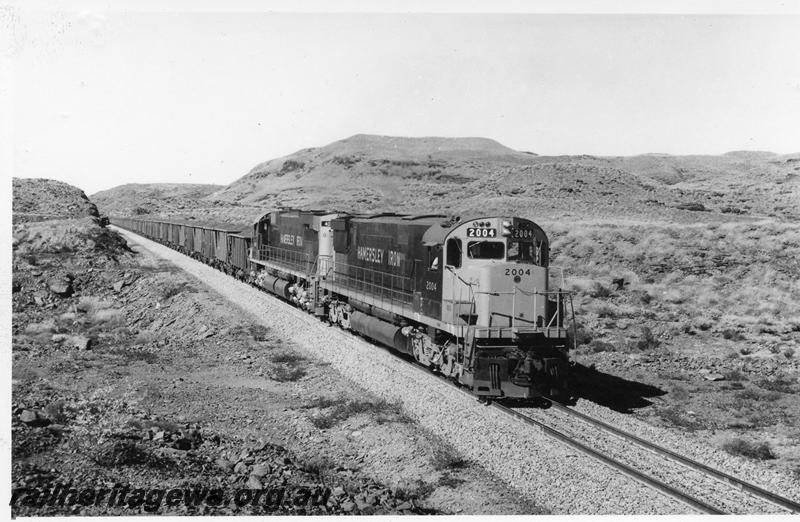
left=704, top=373, right=725, bottom=381
left=19, top=410, right=39, bottom=423
left=113, top=281, right=126, bottom=292
left=70, top=336, right=91, bottom=350
left=246, top=475, right=263, bottom=489
left=19, top=409, right=50, bottom=427
left=48, top=276, right=74, bottom=296
left=215, top=458, right=234, bottom=472
left=251, top=462, right=270, bottom=477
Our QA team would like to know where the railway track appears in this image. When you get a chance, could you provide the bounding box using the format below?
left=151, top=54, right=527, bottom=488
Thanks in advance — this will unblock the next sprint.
left=498, top=401, right=800, bottom=515
left=493, top=403, right=722, bottom=514
left=425, top=370, right=799, bottom=514
left=544, top=400, right=800, bottom=513
left=406, top=356, right=799, bottom=513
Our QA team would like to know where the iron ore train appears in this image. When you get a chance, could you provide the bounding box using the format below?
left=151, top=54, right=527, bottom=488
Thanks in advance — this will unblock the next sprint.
left=112, top=210, right=574, bottom=400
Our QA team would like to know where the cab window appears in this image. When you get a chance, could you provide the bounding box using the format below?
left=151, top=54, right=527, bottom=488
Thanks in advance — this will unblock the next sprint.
left=467, top=241, right=505, bottom=259
left=507, top=241, right=535, bottom=263
left=428, top=245, right=442, bottom=271
left=446, top=238, right=462, bottom=268
left=508, top=239, right=548, bottom=266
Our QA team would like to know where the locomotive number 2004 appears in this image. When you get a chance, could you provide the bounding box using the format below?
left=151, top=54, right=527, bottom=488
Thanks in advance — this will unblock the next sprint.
left=467, top=228, right=496, bottom=238
left=505, top=268, right=532, bottom=276
left=511, top=228, right=534, bottom=239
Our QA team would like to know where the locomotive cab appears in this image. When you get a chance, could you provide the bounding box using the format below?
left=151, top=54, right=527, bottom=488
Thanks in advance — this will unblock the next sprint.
left=440, top=217, right=570, bottom=399
left=441, top=217, right=563, bottom=332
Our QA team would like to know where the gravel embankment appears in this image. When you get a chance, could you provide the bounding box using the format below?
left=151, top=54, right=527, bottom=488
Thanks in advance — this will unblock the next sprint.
left=516, top=406, right=791, bottom=514
left=114, top=227, right=691, bottom=514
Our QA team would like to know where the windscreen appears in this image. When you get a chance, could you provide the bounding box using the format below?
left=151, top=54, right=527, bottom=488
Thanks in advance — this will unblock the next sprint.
left=467, top=241, right=505, bottom=259
left=507, top=241, right=535, bottom=262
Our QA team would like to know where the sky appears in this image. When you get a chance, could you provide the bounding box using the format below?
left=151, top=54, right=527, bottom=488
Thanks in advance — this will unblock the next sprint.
left=4, top=1, right=800, bottom=195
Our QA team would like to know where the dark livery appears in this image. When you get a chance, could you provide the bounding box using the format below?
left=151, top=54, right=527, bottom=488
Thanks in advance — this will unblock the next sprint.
left=113, top=209, right=573, bottom=400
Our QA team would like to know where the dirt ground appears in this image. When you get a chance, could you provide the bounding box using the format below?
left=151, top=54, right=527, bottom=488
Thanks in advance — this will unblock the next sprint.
left=11, top=229, right=541, bottom=516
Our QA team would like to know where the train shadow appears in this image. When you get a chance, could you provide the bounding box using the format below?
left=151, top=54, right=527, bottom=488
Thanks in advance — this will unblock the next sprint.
left=568, top=363, right=666, bottom=413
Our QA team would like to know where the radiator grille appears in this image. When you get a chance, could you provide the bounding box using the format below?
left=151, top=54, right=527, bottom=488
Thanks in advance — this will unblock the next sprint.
left=489, top=363, right=501, bottom=390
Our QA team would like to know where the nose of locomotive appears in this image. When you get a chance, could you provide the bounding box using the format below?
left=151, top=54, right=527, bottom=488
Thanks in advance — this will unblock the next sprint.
left=474, top=264, right=549, bottom=328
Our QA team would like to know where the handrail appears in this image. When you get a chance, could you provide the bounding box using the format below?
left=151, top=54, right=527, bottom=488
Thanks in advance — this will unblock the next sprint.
left=569, top=294, right=577, bottom=351
left=255, top=245, right=312, bottom=274
left=317, top=254, right=333, bottom=278
left=324, top=259, right=415, bottom=307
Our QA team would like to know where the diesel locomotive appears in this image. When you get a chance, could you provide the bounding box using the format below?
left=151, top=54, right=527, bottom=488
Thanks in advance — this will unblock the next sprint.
left=113, top=210, right=574, bottom=400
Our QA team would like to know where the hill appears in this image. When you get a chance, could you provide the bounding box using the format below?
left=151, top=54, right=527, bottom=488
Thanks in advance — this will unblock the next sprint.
left=13, top=178, right=100, bottom=224
left=99, top=134, right=799, bottom=225
left=92, top=183, right=229, bottom=217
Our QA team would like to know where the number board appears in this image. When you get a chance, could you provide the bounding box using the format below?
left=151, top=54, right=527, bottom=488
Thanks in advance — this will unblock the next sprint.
left=467, top=228, right=496, bottom=238
left=511, top=228, right=534, bottom=239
